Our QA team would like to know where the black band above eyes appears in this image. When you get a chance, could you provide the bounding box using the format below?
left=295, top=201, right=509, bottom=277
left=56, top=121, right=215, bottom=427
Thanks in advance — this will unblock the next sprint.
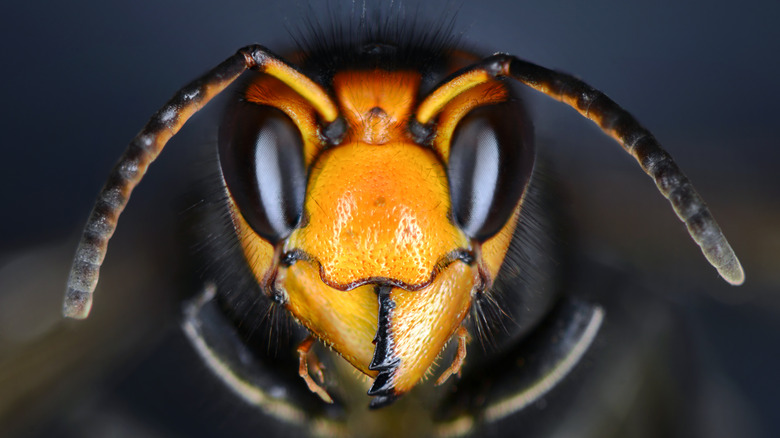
left=219, top=102, right=306, bottom=244
left=448, top=102, right=535, bottom=242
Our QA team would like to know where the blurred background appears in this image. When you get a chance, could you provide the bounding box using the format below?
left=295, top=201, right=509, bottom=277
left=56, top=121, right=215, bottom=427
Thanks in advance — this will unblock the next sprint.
left=1, top=1, right=778, bottom=437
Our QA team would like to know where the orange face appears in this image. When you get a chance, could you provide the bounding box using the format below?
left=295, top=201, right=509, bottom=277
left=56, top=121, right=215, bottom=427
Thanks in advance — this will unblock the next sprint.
left=229, top=67, right=522, bottom=402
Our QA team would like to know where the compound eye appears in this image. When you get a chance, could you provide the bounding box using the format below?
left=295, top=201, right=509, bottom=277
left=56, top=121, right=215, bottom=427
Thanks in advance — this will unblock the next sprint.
left=219, top=102, right=306, bottom=244
left=448, top=102, right=534, bottom=242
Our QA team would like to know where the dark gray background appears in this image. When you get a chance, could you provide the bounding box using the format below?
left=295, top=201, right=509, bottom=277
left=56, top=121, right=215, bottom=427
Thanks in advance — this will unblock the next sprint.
left=1, top=0, right=778, bottom=436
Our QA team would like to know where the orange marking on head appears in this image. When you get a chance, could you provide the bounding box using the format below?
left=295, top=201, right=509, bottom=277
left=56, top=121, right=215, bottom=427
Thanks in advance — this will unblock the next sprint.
left=228, top=197, right=275, bottom=280
left=388, top=262, right=475, bottom=394
left=287, top=142, right=469, bottom=288
left=433, top=81, right=508, bottom=160
left=332, top=71, right=420, bottom=144
left=416, top=69, right=493, bottom=124
left=281, top=261, right=379, bottom=376
left=262, top=57, right=339, bottom=122
left=480, top=207, right=520, bottom=278
left=245, top=75, right=323, bottom=165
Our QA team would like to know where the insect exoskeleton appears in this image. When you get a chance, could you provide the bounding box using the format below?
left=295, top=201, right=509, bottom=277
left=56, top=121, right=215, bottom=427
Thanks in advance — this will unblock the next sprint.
left=218, top=43, right=534, bottom=407
left=63, top=26, right=743, bottom=413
